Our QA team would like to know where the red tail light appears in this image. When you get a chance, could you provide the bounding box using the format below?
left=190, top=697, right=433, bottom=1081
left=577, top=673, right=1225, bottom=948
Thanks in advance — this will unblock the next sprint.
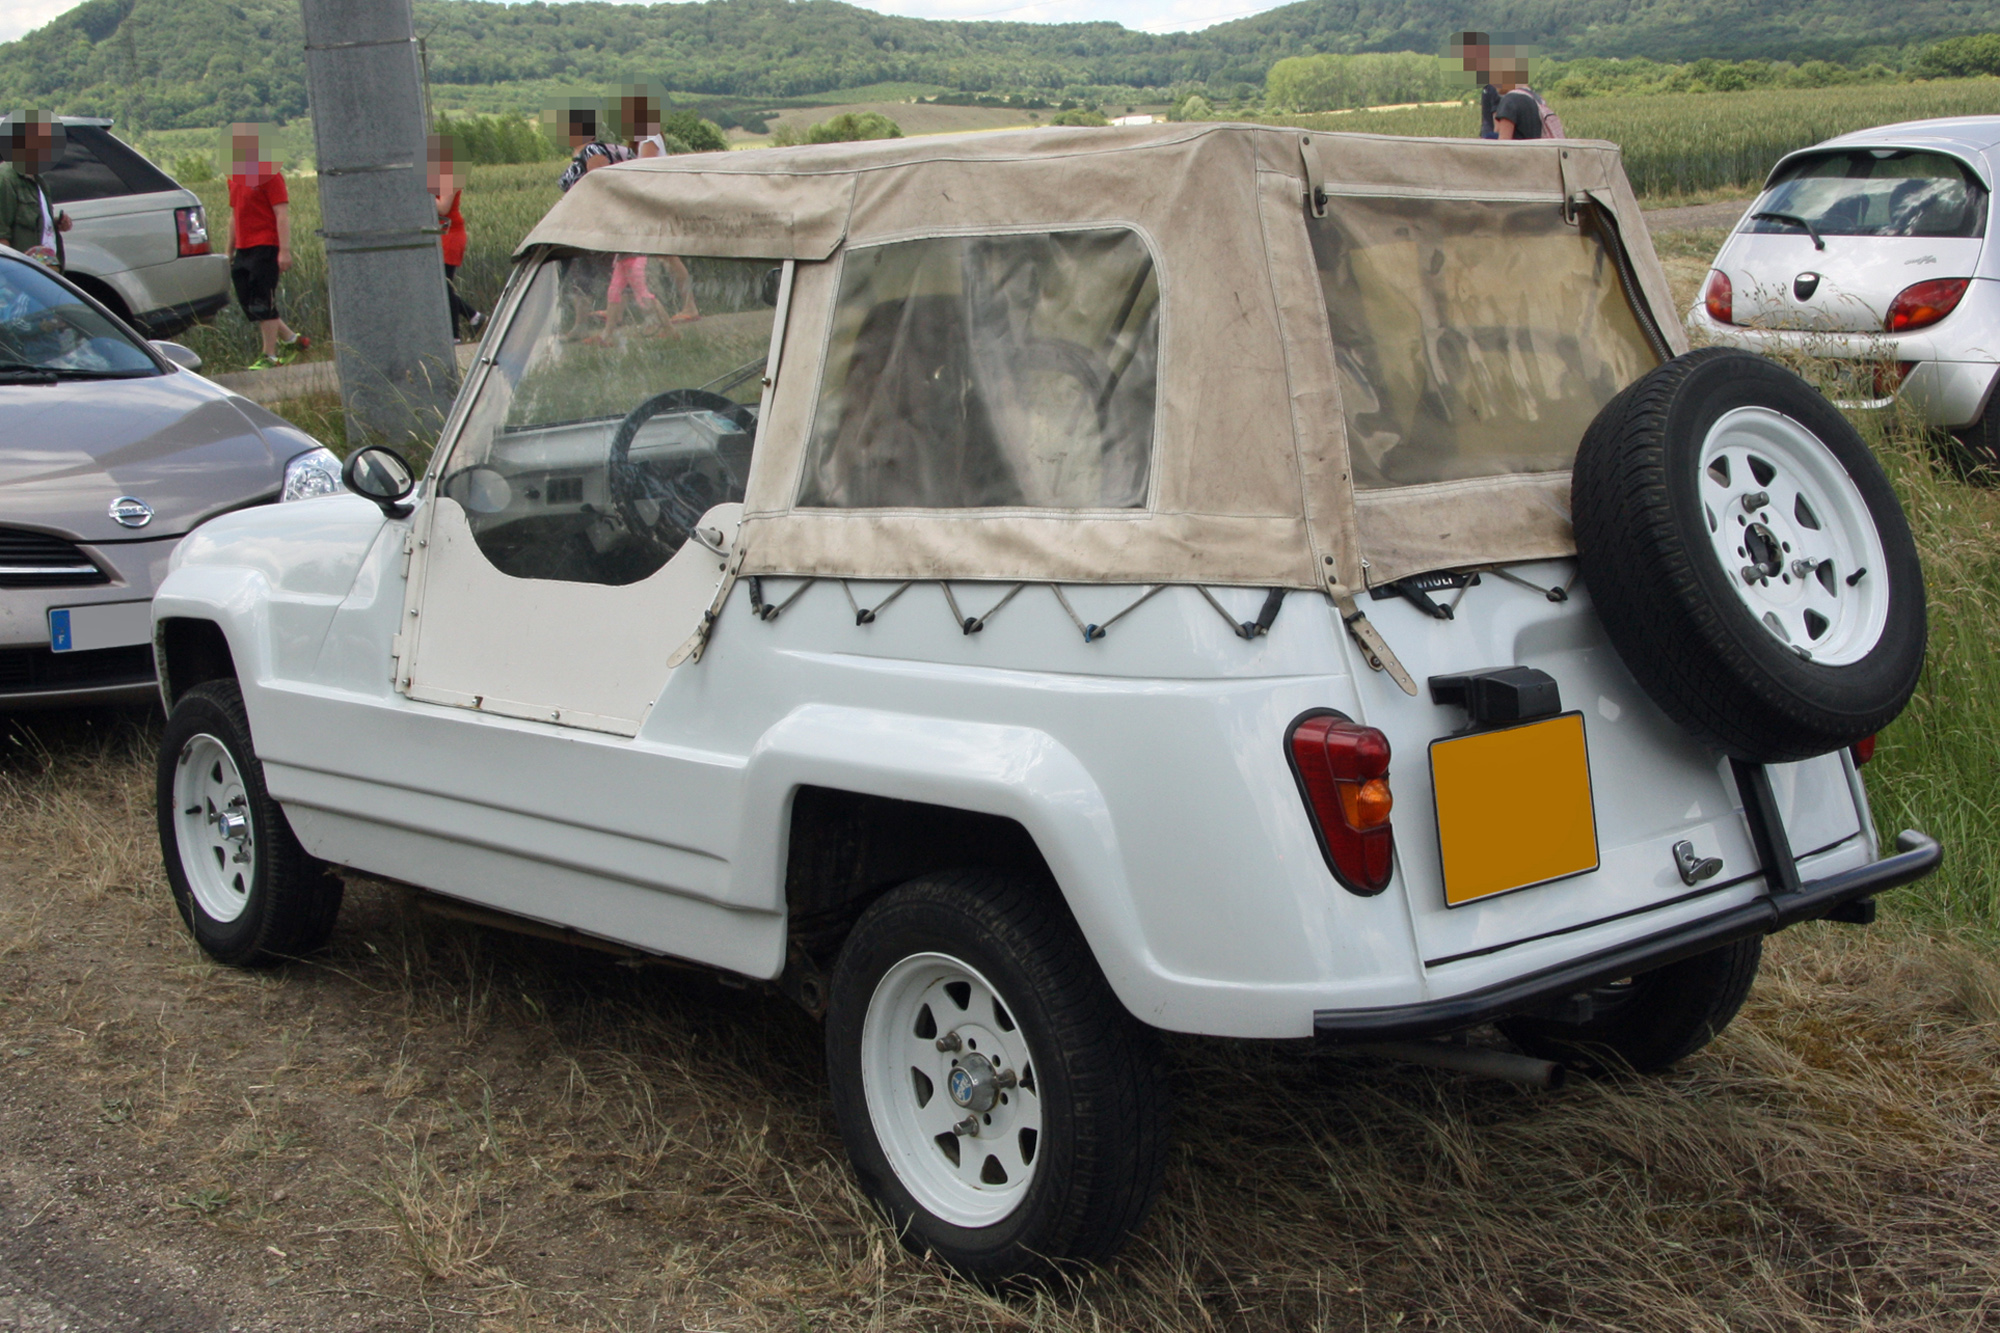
left=1287, top=711, right=1395, bottom=895
left=174, top=205, right=211, bottom=257
left=1703, top=269, right=1733, bottom=324
left=1885, top=278, right=1968, bottom=333
left=1851, top=734, right=1876, bottom=766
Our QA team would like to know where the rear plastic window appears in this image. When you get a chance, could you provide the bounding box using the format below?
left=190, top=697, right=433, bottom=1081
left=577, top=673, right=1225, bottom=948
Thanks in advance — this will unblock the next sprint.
left=799, top=229, right=1159, bottom=510
left=1308, top=198, right=1658, bottom=489
left=1747, top=149, right=1987, bottom=240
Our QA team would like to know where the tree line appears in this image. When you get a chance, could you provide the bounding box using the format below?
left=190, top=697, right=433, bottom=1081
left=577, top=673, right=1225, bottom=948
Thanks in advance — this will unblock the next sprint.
left=3, top=0, right=1997, bottom=132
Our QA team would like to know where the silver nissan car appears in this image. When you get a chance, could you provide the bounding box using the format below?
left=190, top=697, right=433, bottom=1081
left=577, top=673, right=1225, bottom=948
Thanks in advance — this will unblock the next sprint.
left=1688, top=116, right=2000, bottom=480
left=1, top=244, right=339, bottom=708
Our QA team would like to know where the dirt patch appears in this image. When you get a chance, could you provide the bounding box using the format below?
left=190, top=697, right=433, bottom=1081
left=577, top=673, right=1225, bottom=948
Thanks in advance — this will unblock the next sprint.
left=1642, top=197, right=1756, bottom=234
left=2, top=705, right=1998, bottom=1330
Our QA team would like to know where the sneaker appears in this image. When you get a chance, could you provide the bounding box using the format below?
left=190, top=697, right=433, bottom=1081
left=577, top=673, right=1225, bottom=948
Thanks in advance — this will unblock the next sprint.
left=247, top=354, right=282, bottom=371
left=282, top=333, right=312, bottom=353
left=276, top=334, right=309, bottom=365
left=468, top=311, right=486, bottom=332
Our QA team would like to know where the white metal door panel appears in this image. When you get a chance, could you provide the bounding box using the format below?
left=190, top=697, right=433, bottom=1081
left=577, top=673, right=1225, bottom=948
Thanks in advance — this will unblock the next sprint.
left=401, top=497, right=739, bottom=735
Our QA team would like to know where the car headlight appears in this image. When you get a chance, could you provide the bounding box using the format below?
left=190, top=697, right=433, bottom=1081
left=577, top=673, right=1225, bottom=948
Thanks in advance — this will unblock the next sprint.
left=281, top=447, right=343, bottom=502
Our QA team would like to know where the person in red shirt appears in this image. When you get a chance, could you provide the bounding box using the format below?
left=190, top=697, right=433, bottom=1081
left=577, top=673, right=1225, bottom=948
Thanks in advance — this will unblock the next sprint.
left=225, top=123, right=307, bottom=369
left=428, top=133, right=483, bottom=342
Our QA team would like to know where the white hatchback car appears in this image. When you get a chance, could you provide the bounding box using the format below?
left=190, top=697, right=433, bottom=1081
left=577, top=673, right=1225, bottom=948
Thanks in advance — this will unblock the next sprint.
left=150, top=125, right=1939, bottom=1280
left=1688, top=116, right=2000, bottom=480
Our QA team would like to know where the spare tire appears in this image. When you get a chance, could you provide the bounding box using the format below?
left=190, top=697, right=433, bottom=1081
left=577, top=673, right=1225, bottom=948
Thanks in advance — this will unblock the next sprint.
left=1572, top=348, right=1925, bottom=763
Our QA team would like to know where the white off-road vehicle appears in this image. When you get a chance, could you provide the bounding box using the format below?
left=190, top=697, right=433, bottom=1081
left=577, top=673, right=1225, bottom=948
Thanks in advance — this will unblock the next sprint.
left=151, top=125, right=1939, bottom=1280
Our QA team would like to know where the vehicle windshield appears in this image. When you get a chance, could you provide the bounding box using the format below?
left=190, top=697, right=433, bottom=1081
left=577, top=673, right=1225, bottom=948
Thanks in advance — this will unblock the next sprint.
left=439, top=251, right=777, bottom=587
left=0, top=257, right=157, bottom=377
left=1745, top=150, right=1988, bottom=240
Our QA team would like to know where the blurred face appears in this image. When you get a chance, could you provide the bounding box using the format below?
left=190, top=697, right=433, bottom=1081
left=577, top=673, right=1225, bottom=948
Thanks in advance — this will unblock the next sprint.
left=568, top=115, right=594, bottom=149
left=231, top=124, right=261, bottom=170
left=427, top=136, right=456, bottom=191
left=1460, top=43, right=1489, bottom=76
left=11, top=119, right=54, bottom=173
left=626, top=97, right=659, bottom=137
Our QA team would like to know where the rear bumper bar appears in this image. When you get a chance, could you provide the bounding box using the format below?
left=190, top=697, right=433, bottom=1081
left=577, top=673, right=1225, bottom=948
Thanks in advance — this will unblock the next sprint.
left=1314, top=829, right=1940, bottom=1044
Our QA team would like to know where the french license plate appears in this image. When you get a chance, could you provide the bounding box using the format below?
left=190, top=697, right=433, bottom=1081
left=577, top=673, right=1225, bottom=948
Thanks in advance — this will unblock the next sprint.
left=1430, top=712, right=1599, bottom=907
left=48, top=601, right=151, bottom=654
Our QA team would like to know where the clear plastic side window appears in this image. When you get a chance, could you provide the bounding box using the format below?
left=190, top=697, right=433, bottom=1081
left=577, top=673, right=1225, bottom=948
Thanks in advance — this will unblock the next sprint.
left=798, top=229, right=1159, bottom=510
left=438, top=252, right=778, bottom=585
left=1308, top=198, right=1658, bottom=490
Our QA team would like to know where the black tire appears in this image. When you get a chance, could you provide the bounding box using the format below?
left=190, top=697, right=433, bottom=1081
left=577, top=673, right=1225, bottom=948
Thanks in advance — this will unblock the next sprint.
left=157, top=680, right=343, bottom=967
left=1497, top=936, right=1762, bottom=1073
left=825, top=869, right=1166, bottom=1283
left=1943, top=410, right=2000, bottom=487
left=1573, top=348, right=1926, bottom=762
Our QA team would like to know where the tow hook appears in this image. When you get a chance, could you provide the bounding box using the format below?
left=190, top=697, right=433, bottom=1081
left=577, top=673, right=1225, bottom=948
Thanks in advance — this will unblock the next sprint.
left=1673, top=839, right=1723, bottom=886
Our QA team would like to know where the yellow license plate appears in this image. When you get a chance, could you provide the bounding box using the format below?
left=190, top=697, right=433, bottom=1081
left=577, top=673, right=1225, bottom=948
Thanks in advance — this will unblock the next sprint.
left=1430, top=712, right=1599, bottom=907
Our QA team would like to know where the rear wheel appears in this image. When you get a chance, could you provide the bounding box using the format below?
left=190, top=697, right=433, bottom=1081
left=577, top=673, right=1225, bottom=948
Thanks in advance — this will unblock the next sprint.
left=824, top=870, right=1166, bottom=1282
left=1497, top=936, right=1762, bottom=1073
left=1944, top=409, right=2000, bottom=487
left=157, top=680, right=343, bottom=967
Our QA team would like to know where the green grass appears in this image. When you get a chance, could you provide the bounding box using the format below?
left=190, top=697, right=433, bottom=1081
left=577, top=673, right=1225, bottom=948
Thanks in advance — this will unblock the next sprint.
left=179, top=160, right=560, bottom=377
left=1261, top=77, right=2000, bottom=198
left=1858, top=424, right=2000, bottom=931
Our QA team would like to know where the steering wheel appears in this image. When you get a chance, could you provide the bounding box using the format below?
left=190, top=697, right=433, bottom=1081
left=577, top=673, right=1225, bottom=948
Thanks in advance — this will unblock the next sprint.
left=606, top=388, right=756, bottom=557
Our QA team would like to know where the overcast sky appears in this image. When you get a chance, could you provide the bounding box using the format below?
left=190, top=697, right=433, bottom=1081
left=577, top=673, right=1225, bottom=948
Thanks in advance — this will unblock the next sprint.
left=0, top=0, right=1289, bottom=45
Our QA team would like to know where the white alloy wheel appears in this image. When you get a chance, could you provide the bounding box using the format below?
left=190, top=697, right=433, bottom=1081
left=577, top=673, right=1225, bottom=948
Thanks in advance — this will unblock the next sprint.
left=1697, top=406, right=1889, bottom=666
left=172, top=733, right=257, bottom=923
left=859, top=951, right=1043, bottom=1228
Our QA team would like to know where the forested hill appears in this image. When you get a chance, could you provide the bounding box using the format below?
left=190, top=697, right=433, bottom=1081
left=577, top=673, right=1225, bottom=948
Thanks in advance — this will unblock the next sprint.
left=4, top=0, right=1996, bottom=129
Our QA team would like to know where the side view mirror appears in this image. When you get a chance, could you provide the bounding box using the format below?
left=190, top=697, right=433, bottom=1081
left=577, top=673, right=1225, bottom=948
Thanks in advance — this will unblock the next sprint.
left=342, top=445, right=417, bottom=519
left=150, top=340, right=202, bottom=371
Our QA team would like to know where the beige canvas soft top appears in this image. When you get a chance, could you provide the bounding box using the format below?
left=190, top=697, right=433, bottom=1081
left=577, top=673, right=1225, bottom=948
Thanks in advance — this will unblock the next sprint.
left=517, top=122, right=1687, bottom=592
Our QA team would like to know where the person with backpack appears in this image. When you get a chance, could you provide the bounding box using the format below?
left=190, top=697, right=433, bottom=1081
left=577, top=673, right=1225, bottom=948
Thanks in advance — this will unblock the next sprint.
left=1492, top=58, right=1564, bottom=140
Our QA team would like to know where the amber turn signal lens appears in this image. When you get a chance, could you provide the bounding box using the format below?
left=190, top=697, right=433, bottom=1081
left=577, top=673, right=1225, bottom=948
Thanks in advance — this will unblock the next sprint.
left=1339, top=776, right=1394, bottom=830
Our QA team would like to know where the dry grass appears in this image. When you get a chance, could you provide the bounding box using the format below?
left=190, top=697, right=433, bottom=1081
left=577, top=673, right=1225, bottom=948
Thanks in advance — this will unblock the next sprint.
left=1, top=226, right=1995, bottom=1329
left=2, top=705, right=1999, bottom=1331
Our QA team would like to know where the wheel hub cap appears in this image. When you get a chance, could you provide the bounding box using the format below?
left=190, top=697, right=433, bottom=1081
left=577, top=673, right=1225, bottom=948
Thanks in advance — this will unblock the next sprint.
left=172, top=733, right=257, bottom=924
left=1697, top=406, right=1889, bottom=666
left=859, top=953, right=1043, bottom=1228
left=947, top=1053, right=999, bottom=1113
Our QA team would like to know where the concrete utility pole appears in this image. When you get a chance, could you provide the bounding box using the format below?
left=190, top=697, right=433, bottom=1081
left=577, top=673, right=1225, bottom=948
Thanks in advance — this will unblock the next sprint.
left=299, top=0, right=456, bottom=446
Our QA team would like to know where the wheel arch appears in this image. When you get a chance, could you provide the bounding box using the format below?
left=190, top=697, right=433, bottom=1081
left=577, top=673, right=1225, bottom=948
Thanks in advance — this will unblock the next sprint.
left=737, top=705, right=1159, bottom=1018
left=783, top=786, right=1059, bottom=964
left=62, top=270, right=136, bottom=325
left=155, top=616, right=238, bottom=710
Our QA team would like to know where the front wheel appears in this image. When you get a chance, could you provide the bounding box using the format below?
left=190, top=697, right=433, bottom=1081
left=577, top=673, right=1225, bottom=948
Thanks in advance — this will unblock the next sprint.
left=824, top=870, right=1167, bottom=1282
left=157, top=680, right=343, bottom=967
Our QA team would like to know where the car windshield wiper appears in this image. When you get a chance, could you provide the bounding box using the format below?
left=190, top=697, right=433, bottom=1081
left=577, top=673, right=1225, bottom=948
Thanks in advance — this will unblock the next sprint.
left=0, top=361, right=59, bottom=384
left=1752, top=210, right=1826, bottom=251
